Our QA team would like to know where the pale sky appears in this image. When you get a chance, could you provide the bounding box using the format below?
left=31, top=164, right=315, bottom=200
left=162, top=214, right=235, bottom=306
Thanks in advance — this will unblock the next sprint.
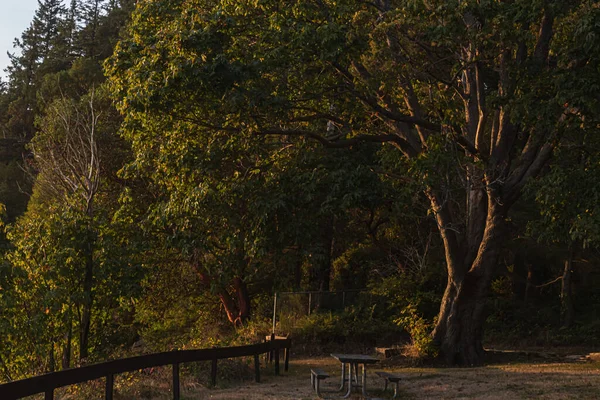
left=0, top=1, right=40, bottom=81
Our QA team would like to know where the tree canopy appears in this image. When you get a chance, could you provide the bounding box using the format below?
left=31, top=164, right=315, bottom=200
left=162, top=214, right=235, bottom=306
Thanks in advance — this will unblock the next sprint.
left=1, top=0, right=600, bottom=381
left=107, top=0, right=600, bottom=365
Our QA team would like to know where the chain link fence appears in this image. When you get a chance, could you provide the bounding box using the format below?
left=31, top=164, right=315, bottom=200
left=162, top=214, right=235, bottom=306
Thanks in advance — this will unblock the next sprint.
left=271, top=290, right=367, bottom=334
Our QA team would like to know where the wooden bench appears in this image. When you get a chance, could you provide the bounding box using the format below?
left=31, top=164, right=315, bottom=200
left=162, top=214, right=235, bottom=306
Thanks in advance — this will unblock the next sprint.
left=375, top=371, right=402, bottom=399
left=310, top=368, right=330, bottom=398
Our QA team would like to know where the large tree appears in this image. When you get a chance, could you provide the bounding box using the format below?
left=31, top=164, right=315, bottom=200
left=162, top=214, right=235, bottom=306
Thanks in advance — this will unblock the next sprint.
left=107, top=0, right=600, bottom=364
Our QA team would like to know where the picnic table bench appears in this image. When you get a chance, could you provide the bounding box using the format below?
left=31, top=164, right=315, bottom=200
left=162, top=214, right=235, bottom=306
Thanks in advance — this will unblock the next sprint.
left=375, top=371, right=402, bottom=399
left=310, top=368, right=330, bottom=398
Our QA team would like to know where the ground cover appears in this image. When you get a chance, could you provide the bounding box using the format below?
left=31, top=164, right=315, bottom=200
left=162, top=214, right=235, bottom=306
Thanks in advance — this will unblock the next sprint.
left=49, top=352, right=600, bottom=399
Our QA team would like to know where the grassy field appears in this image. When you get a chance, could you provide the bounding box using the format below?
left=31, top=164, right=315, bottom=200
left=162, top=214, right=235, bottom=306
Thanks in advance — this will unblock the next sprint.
left=46, top=351, right=600, bottom=400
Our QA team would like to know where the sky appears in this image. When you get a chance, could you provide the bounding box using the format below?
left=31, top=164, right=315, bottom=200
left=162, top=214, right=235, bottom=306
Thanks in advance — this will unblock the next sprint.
left=0, top=1, right=40, bottom=81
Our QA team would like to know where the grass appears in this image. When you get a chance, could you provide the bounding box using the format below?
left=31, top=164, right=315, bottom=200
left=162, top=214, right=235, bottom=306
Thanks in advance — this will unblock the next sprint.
left=29, top=354, right=600, bottom=399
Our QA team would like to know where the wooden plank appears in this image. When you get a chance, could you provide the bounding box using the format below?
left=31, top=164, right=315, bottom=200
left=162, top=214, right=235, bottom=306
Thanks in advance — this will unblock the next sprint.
left=105, top=374, right=113, bottom=400
left=254, top=354, right=260, bottom=383
left=172, top=362, right=180, bottom=400
left=211, top=349, right=218, bottom=387
left=213, top=343, right=266, bottom=359
left=0, top=340, right=288, bottom=399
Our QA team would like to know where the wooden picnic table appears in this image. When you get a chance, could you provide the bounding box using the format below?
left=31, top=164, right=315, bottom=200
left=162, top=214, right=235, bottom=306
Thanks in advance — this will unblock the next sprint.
left=330, top=353, right=379, bottom=398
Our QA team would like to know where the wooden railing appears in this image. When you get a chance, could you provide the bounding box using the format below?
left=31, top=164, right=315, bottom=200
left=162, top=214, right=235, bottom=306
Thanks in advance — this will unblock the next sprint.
left=0, top=338, right=291, bottom=400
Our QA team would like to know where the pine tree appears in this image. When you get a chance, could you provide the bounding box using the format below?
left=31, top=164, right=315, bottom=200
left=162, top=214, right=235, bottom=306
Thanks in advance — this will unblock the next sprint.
left=3, top=0, right=67, bottom=138
left=32, top=0, right=66, bottom=61
left=77, top=0, right=106, bottom=60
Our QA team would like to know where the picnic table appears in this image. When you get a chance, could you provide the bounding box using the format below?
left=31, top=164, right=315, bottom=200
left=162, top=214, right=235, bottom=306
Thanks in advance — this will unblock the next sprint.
left=330, top=353, right=379, bottom=398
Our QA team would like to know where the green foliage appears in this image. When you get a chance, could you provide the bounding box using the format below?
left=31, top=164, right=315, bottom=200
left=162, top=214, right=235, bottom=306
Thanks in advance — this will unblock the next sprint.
left=369, top=270, right=443, bottom=357
left=293, top=306, right=401, bottom=349
left=134, top=261, right=223, bottom=351
left=394, top=304, right=438, bottom=358
left=2, top=0, right=600, bottom=382
left=526, top=144, right=600, bottom=249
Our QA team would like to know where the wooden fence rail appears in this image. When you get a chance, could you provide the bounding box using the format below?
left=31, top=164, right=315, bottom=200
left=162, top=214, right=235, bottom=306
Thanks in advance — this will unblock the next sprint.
left=0, top=337, right=291, bottom=400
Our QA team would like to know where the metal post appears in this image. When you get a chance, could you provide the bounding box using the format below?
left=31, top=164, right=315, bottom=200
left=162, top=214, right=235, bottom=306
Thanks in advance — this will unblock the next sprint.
left=308, top=292, right=312, bottom=315
left=272, top=292, right=277, bottom=334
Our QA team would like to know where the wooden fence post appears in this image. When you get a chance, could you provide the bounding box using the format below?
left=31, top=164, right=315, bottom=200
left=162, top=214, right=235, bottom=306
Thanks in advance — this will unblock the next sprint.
left=274, top=345, right=280, bottom=376
left=254, top=353, right=260, bottom=383
left=269, top=333, right=275, bottom=363
left=172, top=362, right=180, bottom=400
left=45, top=389, right=54, bottom=400
left=105, top=374, right=114, bottom=400
left=211, top=348, right=218, bottom=387
left=284, top=340, right=290, bottom=372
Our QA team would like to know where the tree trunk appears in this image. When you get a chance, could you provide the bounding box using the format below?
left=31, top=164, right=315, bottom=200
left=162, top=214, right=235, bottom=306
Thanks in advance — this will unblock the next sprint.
left=79, top=239, right=94, bottom=361
left=560, top=247, right=575, bottom=328
left=62, top=314, right=72, bottom=370
left=196, top=268, right=251, bottom=327
left=233, top=277, right=251, bottom=325
left=511, top=252, right=527, bottom=302
left=48, top=344, right=55, bottom=373
left=217, top=279, right=251, bottom=327
left=218, top=289, right=242, bottom=326
left=309, top=216, right=334, bottom=291
left=431, top=193, right=506, bottom=366
left=293, top=245, right=303, bottom=289
left=524, top=262, right=534, bottom=305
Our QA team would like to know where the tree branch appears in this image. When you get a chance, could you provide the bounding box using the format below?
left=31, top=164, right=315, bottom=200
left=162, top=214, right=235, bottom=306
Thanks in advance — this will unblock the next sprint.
left=534, top=11, right=554, bottom=63
left=258, top=128, right=417, bottom=155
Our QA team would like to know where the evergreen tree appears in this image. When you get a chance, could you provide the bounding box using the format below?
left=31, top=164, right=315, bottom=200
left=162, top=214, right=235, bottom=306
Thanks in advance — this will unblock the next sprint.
left=77, top=0, right=106, bottom=60
left=32, top=0, right=66, bottom=63
left=3, top=0, right=67, bottom=138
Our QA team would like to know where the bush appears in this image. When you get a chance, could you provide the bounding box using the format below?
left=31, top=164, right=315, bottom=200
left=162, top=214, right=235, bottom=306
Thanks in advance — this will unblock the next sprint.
left=292, top=304, right=403, bottom=352
left=394, top=303, right=438, bottom=357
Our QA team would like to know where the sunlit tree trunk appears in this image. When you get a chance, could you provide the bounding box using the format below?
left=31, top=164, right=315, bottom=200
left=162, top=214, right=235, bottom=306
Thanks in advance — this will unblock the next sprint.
left=196, top=268, right=252, bottom=327
left=430, top=187, right=506, bottom=365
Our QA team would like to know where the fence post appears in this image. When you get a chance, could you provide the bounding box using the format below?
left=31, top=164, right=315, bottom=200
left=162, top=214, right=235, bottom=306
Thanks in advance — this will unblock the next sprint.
left=172, top=362, right=180, bottom=400
left=211, top=348, right=218, bottom=387
left=272, top=292, right=277, bottom=334
left=274, top=344, right=280, bottom=376
left=308, top=292, right=312, bottom=315
left=342, top=291, right=346, bottom=308
left=254, top=353, right=260, bottom=383
left=105, top=374, right=114, bottom=400
left=284, top=339, right=290, bottom=372
left=269, top=332, right=275, bottom=363
left=45, top=389, right=54, bottom=400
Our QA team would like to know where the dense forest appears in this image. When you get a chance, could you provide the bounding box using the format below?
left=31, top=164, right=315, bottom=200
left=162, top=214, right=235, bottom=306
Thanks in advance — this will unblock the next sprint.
left=1, top=0, right=600, bottom=382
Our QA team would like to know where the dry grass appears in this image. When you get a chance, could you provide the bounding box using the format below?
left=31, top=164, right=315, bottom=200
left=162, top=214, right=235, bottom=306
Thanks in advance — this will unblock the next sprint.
left=39, top=355, right=600, bottom=399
